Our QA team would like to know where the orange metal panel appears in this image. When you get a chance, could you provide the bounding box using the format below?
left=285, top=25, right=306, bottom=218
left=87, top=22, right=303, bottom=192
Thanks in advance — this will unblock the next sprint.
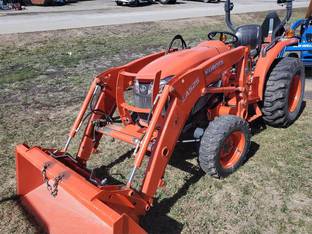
left=16, top=145, right=147, bottom=234
left=22, top=185, right=113, bottom=234
left=254, top=38, right=298, bottom=100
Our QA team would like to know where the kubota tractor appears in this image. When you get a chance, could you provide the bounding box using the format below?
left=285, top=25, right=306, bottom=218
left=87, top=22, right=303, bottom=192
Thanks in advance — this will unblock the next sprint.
left=16, top=0, right=305, bottom=233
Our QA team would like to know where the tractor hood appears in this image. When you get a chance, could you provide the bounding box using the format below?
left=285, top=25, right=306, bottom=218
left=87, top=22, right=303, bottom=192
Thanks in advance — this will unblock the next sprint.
left=136, top=43, right=227, bottom=80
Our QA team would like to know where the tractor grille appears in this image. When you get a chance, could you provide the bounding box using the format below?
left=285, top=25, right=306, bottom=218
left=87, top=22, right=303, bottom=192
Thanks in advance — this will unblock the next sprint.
left=134, top=93, right=152, bottom=109
left=133, top=82, right=152, bottom=109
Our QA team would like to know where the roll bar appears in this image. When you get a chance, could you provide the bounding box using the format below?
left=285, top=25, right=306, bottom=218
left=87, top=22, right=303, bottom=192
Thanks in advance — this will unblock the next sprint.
left=273, top=0, right=293, bottom=39
left=224, top=0, right=235, bottom=32
left=225, top=0, right=293, bottom=39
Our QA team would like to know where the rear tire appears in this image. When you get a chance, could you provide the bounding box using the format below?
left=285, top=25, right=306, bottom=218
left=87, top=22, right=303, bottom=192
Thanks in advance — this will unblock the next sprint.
left=198, top=115, right=251, bottom=178
left=262, top=57, right=305, bottom=127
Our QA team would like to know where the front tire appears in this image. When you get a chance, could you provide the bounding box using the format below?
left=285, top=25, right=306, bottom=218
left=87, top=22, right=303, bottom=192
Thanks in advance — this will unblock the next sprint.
left=199, top=115, right=251, bottom=178
left=262, top=57, right=305, bottom=127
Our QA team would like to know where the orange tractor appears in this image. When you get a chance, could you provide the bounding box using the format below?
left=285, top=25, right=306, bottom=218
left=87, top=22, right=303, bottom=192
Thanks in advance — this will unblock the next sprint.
left=16, top=0, right=305, bottom=233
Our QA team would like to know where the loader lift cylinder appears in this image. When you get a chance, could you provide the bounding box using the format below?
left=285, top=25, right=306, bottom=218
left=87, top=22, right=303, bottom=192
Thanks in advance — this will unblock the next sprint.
left=63, top=78, right=100, bottom=152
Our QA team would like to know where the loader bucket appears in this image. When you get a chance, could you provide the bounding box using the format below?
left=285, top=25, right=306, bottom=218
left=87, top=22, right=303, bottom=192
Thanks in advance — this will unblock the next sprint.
left=16, top=144, right=147, bottom=234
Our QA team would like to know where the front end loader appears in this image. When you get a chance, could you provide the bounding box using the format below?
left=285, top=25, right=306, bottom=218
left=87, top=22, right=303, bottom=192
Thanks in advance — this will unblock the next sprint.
left=16, top=0, right=305, bottom=233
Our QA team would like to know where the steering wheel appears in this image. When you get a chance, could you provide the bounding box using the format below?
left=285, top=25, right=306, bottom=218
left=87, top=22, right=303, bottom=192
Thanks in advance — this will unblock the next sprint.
left=208, top=31, right=239, bottom=44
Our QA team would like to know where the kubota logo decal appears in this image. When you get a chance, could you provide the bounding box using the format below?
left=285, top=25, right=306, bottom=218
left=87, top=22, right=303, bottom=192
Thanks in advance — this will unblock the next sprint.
left=182, top=78, right=200, bottom=102
left=204, top=60, right=224, bottom=76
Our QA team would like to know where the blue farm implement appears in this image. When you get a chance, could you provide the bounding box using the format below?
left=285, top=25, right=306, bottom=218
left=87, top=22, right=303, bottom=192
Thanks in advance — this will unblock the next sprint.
left=280, top=0, right=312, bottom=66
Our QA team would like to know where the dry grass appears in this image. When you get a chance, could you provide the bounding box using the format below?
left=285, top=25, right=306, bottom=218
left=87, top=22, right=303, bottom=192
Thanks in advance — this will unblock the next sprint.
left=0, top=8, right=311, bottom=234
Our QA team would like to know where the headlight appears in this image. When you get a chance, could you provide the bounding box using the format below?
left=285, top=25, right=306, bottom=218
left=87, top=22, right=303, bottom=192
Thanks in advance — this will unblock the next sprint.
left=134, top=75, right=174, bottom=96
left=134, top=80, right=152, bottom=96
left=159, top=79, right=168, bottom=91
left=159, top=75, right=174, bottom=91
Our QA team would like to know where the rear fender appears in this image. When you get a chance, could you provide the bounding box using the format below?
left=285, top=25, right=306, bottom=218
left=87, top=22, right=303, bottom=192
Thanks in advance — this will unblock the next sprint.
left=254, top=38, right=298, bottom=100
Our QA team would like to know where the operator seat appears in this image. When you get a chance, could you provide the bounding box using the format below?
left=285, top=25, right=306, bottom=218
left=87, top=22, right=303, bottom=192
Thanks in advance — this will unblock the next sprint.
left=261, top=11, right=285, bottom=39
left=235, top=24, right=262, bottom=57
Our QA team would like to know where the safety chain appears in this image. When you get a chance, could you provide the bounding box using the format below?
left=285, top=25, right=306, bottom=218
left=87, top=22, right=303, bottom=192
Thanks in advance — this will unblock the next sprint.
left=41, top=164, right=64, bottom=197
left=50, top=175, right=64, bottom=197
left=42, top=164, right=52, bottom=192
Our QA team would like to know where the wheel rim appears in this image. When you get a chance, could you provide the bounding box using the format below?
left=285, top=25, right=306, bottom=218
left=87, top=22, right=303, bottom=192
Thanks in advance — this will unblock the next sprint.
left=288, top=74, right=302, bottom=113
left=220, top=131, right=245, bottom=169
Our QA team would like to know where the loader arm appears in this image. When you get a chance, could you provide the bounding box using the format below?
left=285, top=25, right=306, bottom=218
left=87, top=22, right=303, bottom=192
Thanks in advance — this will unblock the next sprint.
left=134, top=46, right=249, bottom=198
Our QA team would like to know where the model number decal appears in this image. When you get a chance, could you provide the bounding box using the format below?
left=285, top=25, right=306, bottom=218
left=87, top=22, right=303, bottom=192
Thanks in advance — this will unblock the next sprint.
left=204, top=60, right=224, bottom=76
left=182, top=78, right=200, bottom=102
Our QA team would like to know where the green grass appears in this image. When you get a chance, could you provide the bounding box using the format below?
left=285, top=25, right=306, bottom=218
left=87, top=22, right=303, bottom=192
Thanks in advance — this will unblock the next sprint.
left=0, top=8, right=311, bottom=234
left=0, top=9, right=305, bottom=85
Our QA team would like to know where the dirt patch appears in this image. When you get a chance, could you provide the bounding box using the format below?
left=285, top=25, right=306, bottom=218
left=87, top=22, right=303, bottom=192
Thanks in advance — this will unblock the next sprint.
left=0, top=9, right=311, bottom=234
left=306, top=91, right=312, bottom=100
left=305, top=79, right=312, bottom=99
